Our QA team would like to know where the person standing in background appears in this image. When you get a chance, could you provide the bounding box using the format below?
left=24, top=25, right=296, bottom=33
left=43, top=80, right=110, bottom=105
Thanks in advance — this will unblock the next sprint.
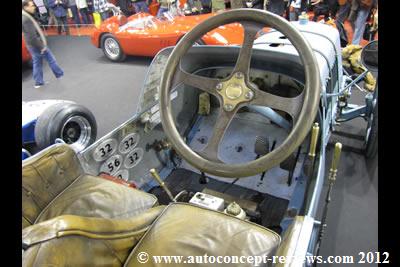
left=86, top=0, right=95, bottom=22
left=117, top=0, right=134, bottom=15
left=68, top=0, right=82, bottom=26
left=266, top=0, right=285, bottom=16
left=348, top=0, right=376, bottom=44
left=43, top=0, right=59, bottom=28
left=326, top=0, right=339, bottom=18
left=131, top=0, right=149, bottom=13
left=336, top=0, right=350, bottom=23
left=93, top=0, right=110, bottom=20
left=311, top=0, right=330, bottom=21
left=156, top=0, right=174, bottom=17
left=289, top=0, right=302, bottom=20
left=211, top=0, right=225, bottom=12
left=22, top=0, right=64, bottom=88
left=76, top=0, right=91, bottom=24
left=48, top=0, right=70, bottom=34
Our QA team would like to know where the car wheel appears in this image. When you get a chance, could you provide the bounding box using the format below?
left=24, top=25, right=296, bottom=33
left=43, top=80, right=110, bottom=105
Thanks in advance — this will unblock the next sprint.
left=364, top=100, right=378, bottom=158
left=34, top=103, right=97, bottom=152
left=101, top=33, right=126, bottom=62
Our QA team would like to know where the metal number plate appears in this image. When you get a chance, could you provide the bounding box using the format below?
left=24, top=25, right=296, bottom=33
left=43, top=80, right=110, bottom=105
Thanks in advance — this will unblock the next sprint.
left=124, top=148, right=144, bottom=169
left=100, top=154, right=123, bottom=175
left=118, top=133, right=140, bottom=154
left=114, top=169, right=129, bottom=182
left=93, top=139, right=118, bottom=162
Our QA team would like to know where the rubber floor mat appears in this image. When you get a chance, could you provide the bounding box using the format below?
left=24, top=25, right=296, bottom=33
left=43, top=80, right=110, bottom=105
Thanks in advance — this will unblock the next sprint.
left=149, top=168, right=289, bottom=230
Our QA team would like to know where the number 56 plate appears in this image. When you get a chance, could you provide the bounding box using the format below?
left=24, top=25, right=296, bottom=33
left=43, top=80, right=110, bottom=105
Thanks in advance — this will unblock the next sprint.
left=100, top=154, right=123, bottom=175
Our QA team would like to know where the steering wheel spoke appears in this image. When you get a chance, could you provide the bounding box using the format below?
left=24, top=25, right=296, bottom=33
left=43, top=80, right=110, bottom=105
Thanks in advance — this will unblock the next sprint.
left=173, top=68, right=221, bottom=96
left=198, top=107, right=237, bottom=162
left=232, top=21, right=264, bottom=76
left=250, top=88, right=305, bottom=124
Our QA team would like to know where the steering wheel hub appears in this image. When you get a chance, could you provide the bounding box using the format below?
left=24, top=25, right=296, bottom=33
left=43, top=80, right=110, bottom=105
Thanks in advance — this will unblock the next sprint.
left=226, top=83, right=243, bottom=100
left=217, top=73, right=254, bottom=111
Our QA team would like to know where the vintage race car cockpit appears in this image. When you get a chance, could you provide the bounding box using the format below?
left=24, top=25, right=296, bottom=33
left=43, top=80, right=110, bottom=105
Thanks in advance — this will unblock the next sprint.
left=22, top=9, right=360, bottom=267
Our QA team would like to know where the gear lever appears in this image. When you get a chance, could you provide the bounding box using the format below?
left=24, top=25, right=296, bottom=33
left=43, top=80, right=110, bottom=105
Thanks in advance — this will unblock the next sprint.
left=150, top=168, right=176, bottom=202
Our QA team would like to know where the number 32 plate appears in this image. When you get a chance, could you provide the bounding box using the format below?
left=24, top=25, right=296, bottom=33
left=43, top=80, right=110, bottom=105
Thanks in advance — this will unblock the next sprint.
left=93, top=138, right=118, bottom=162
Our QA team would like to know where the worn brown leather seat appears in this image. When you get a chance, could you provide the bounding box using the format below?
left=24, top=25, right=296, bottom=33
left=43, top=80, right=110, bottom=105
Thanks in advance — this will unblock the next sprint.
left=22, top=203, right=280, bottom=267
left=22, top=206, right=165, bottom=266
left=22, top=144, right=158, bottom=229
left=124, top=203, right=281, bottom=266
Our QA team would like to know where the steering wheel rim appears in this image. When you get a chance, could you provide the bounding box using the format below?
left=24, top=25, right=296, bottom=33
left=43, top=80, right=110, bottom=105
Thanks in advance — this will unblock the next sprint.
left=159, top=9, right=321, bottom=178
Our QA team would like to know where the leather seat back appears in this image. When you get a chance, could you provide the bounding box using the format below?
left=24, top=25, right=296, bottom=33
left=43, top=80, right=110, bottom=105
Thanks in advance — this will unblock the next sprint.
left=22, top=206, right=165, bottom=267
left=22, top=144, right=83, bottom=228
left=125, top=203, right=281, bottom=267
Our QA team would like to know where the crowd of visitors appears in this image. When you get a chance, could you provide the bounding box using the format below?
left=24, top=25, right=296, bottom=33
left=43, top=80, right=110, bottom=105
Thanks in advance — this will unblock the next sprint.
left=29, top=0, right=377, bottom=45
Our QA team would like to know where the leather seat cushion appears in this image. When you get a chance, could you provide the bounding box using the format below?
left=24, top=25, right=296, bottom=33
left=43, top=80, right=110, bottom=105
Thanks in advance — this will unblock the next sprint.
left=124, top=203, right=281, bottom=266
left=35, top=174, right=158, bottom=223
left=22, top=144, right=84, bottom=228
left=22, top=206, right=165, bottom=267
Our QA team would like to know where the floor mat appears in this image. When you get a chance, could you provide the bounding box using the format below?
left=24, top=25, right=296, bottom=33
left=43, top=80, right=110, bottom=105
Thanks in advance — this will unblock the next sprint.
left=181, top=111, right=305, bottom=200
left=259, top=194, right=289, bottom=232
left=149, top=168, right=289, bottom=230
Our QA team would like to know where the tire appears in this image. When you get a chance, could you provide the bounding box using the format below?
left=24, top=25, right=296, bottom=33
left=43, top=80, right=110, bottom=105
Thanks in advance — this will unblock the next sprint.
left=34, top=103, right=97, bottom=152
left=101, top=33, right=126, bottom=62
left=365, top=101, right=378, bottom=158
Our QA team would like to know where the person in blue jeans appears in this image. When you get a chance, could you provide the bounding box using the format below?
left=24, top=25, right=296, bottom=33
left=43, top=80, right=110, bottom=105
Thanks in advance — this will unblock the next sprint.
left=156, top=6, right=169, bottom=17
left=68, top=0, right=82, bottom=26
left=22, top=0, right=64, bottom=88
left=289, top=0, right=302, bottom=21
left=76, top=0, right=92, bottom=24
left=337, top=0, right=376, bottom=45
left=29, top=47, right=64, bottom=88
left=157, top=0, right=175, bottom=17
left=48, top=0, right=70, bottom=34
left=132, top=0, right=149, bottom=13
left=336, top=0, right=351, bottom=23
left=349, top=0, right=376, bottom=45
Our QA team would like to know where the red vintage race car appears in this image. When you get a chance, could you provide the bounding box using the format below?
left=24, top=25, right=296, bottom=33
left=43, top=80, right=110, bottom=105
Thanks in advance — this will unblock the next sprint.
left=91, top=11, right=244, bottom=61
left=22, top=35, right=32, bottom=65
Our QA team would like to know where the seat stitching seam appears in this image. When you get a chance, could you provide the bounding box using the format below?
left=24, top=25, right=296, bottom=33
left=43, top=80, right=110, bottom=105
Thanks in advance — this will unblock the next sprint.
left=22, top=185, right=43, bottom=219
left=31, top=164, right=50, bottom=190
left=34, top=175, right=83, bottom=224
